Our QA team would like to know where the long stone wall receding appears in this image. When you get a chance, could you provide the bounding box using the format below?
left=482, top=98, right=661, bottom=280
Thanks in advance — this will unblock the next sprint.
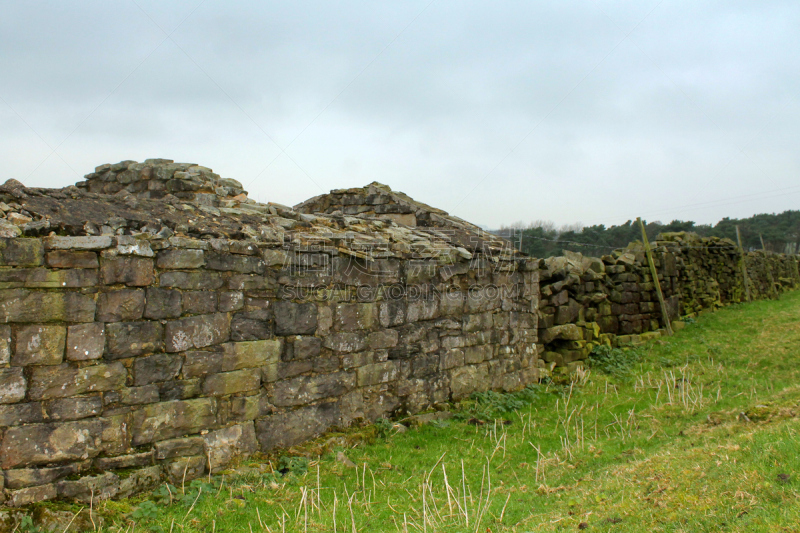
left=0, top=158, right=797, bottom=507
left=0, top=160, right=539, bottom=507
left=536, top=232, right=800, bottom=369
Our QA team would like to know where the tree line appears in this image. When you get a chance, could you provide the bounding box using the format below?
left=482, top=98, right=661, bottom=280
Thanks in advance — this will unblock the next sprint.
left=495, top=210, right=800, bottom=258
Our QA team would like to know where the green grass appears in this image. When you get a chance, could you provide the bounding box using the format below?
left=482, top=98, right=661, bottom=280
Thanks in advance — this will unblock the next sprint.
left=37, top=292, right=800, bottom=532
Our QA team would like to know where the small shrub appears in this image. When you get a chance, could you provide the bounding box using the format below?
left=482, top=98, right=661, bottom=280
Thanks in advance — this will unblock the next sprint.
left=457, top=384, right=543, bottom=421
left=277, top=455, right=309, bottom=477
left=374, top=417, right=394, bottom=439
left=588, top=345, right=641, bottom=378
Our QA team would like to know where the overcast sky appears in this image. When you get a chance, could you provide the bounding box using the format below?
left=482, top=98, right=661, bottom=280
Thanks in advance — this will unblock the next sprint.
left=2, top=1, right=799, bottom=229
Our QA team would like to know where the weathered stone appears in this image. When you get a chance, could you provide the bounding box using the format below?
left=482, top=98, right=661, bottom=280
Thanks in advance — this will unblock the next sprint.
left=28, top=362, right=126, bottom=400
left=203, top=422, right=257, bottom=472
left=159, top=271, right=224, bottom=290
left=202, top=369, right=261, bottom=396
left=272, top=372, right=355, bottom=407
left=45, top=395, right=103, bottom=420
left=378, top=299, right=406, bottom=327
left=0, top=368, right=26, bottom=404
left=0, top=324, right=9, bottom=365
left=206, top=252, right=265, bottom=274
left=7, top=484, right=57, bottom=507
left=231, top=309, right=271, bottom=340
left=106, top=321, right=163, bottom=358
left=166, top=456, right=206, bottom=484
left=256, top=402, right=343, bottom=450
left=44, top=236, right=113, bottom=250
left=134, top=353, right=182, bottom=385
left=143, top=287, right=182, bottom=319
left=96, top=289, right=145, bottom=322
left=356, top=361, right=398, bottom=387
left=165, top=313, right=231, bottom=352
left=12, top=324, right=66, bottom=366
left=154, top=437, right=205, bottom=460
left=156, top=249, right=205, bottom=269
left=57, top=472, right=120, bottom=502
left=46, top=250, right=99, bottom=269
left=66, top=322, right=105, bottom=361
left=0, top=402, right=43, bottom=426
left=323, top=332, right=366, bottom=353
left=0, top=289, right=96, bottom=323
left=0, top=419, right=107, bottom=468
left=465, top=345, right=493, bottom=364
left=283, top=336, right=321, bottom=361
left=450, top=364, right=489, bottom=400
left=4, top=462, right=88, bottom=489
left=334, top=302, right=376, bottom=331
left=182, top=290, right=217, bottom=315
left=224, top=339, right=281, bottom=370
left=131, top=398, right=217, bottom=445
left=273, top=301, right=317, bottom=335
left=367, top=329, right=399, bottom=349
left=101, top=256, right=154, bottom=286
left=158, top=379, right=202, bottom=401
left=0, top=238, right=44, bottom=266
left=219, top=291, right=244, bottom=312
left=94, top=451, right=154, bottom=470
left=117, top=465, right=163, bottom=498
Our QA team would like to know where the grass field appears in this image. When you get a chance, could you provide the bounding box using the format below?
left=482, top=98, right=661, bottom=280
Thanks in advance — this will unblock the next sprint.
left=37, top=291, right=800, bottom=532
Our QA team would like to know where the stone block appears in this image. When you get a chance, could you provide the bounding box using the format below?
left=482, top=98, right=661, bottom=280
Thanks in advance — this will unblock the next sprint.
left=0, top=324, right=9, bottom=365
left=378, top=300, right=406, bottom=327
left=0, top=368, right=26, bottom=404
left=158, top=379, right=201, bottom=401
left=203, top=422, right=257, bottom=472
left=159, top=271, right=224, bottom=290
left=166, top=456, right=206, bottom=484
left=231, top=310, right=271, bottom=341
left=334, top=302, right=376, bottom=331
left=12, top=324, right=65, bottom=366
left=356, top=361, right=398, bottom=387
left=219, top=291, right=244, bottom=312
left=465, top=345, right=493, bottom=364
left=440, top=348, right=465, bottom=370
left=156, top=249, right=205, bottom=269
left=274, top=301, right=317, bottom=335
left=101, top=256, right=154, bottom=286
left=28, top=362, right=126, bottom=400
left=154, top=436, right=205, bottom=459
left=323, top=332, right=366, bottom=353
left=131, top=398, right=217, bottom=445
left=165, top=313, right=231, bottom=352
left=450, top=364, right=489, bottom=400
left=96, top=289, right=145, bottom=322
left=256, top=402, right=343, bottom=450
left=182, top=290, right=217, bottom=315
left=44, top=236, right=113, bottom=250
left=134, top=353, right=182, bottom=385
left=144, top=287, right=182, bottom=319
left=0, top=289, right=96, bottom=323
left=367, top=329, right=399, bottom=349
left=272, top=372, right=355, bottom=407
left=3, top=462, right=88, bottom=489
left=202, top=369, right=261, bottom=396
left=283, top=336, right=321, bottom=361
left=224, top=339, right=281, bottom=370
left=0, top=238, right=44, bottom=266
left=206, top=252, right=265, bottom=274
left=117, top=465, right=163, bottom=499
left=94, top=451, right=154, bottom=470
left=7, top=484, right=57, bottom=507
left=0, top=419, right=106, bottom=468
left=46, top=250, right=99, bottom=269
left=0, top=402, right=44, bottom=426
left=57, top=472, right=119, bottom=502
left=66, top=323, right=105, bottom=361
left=45, top=395, right=103, bottom=421
left=277, top=360, right=312, bottom=379
left=106, top=321, right=163, bottom=358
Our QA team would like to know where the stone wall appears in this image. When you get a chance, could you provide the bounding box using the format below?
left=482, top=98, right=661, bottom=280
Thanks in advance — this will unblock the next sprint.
left=537, top=232, right=800, bottom=369
left=0, top=219, right=539, bottom=506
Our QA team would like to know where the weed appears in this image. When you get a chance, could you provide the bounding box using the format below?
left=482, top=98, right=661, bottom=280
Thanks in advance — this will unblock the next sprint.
left=457, top=384, right=544, bottom=421
left=18, top=516, right=43, bottom=533
left=588, top=345, right=641, bottom=378
left=277, top=455, right=309, bottom=477
left=374, top=417, right=394, bottom=439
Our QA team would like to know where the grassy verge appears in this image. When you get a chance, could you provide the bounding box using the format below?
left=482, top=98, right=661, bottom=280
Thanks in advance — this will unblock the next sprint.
left=38, top=291, right=800, bottom=532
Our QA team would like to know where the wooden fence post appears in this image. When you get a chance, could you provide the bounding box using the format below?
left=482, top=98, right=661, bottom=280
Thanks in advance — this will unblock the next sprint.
left=638, top=218, right=673, bottom=336
left=736, top=225, right=752, bottom=302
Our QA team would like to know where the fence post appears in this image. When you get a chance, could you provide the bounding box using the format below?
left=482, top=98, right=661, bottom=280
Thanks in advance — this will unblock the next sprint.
left=638, top=218, right=673, bottom=336
left=736, top=225, right=752, bottom=302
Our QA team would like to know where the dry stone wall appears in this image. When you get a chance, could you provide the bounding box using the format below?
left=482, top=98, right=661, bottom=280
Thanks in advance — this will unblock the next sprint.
left=0, top=160, right=540, bottom=507
left=537, top=232, right=800, bottom=369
